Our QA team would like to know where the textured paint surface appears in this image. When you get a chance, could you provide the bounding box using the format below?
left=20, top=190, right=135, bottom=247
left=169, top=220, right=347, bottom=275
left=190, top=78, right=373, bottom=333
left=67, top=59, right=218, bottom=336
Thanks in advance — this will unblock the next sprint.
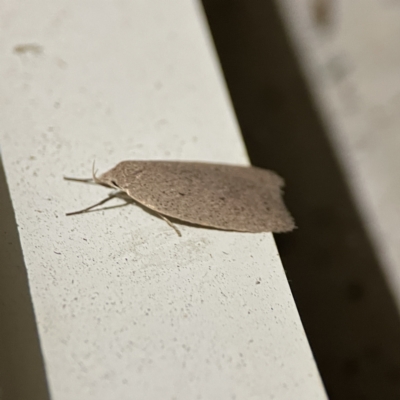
left=91, top=161, right=295, bottom=233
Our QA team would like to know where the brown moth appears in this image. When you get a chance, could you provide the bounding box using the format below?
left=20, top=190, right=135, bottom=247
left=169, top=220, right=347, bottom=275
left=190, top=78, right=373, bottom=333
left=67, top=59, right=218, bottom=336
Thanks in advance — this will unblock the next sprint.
left=65, top=161, right=295, bottom=236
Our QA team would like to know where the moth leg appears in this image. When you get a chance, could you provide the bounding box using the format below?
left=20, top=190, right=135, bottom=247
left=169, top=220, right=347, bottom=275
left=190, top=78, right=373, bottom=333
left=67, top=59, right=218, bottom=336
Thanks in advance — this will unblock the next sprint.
left=66, top=192, right=124, bottom=216
left=155, top=212, right=182, bottom=237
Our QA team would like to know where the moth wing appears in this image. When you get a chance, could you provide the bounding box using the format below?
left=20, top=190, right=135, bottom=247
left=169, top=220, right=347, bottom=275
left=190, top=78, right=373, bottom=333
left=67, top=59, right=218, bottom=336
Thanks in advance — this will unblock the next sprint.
left=120, top=162, right=294, bottom=233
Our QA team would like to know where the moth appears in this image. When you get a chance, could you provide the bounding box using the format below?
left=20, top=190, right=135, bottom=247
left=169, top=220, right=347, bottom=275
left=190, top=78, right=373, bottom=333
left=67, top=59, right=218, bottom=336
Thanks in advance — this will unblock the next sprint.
left=65, top=161, right=295, bottom=236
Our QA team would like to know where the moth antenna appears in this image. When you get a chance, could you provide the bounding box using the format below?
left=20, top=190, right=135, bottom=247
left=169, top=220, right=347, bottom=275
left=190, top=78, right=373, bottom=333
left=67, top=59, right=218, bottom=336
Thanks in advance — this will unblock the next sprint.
left=64, top=163, right=98, bottom=184
left=92, top=160, right=101, bottom=184
left=64, top=176, right=94, bottom=184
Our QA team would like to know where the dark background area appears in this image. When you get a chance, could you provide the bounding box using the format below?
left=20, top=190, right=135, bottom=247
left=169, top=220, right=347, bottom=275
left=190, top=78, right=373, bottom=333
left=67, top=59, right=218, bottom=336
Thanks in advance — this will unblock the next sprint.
left=0, top=157, right=50, bottom=400
left=201, top=1, right=400, bottom=399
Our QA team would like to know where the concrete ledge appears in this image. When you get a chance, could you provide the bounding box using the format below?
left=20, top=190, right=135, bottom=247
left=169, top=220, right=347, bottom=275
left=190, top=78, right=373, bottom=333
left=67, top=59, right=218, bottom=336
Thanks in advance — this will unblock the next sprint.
left=0, top=1, right=327, bottom=399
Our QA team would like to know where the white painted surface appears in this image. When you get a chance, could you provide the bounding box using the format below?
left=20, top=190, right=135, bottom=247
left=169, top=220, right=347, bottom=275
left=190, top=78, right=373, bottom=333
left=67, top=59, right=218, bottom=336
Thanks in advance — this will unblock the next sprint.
left=277, top=0, right=400, bottom=308
left=0, top=1, right=327, bottom=399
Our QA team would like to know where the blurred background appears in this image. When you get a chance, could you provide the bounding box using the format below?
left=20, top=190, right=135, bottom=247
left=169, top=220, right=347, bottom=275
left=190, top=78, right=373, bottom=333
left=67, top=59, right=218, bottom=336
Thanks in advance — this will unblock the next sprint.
left=201, top=0, right=400, bottom=399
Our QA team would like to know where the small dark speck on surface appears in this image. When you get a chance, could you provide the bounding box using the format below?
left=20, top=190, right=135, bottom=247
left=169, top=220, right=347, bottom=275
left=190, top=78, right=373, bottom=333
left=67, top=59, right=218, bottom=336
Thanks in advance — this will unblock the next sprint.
left=54, top=252, right=61, bottom=255
left=14, top=44, right=43, bottom=55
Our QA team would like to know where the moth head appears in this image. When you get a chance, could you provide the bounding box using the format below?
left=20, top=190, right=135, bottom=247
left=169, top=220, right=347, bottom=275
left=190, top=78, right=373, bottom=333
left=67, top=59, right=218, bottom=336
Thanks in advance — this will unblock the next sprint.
left=91, top=162, right=121, bottom=189
left=92, top=161, right=143, bottom=190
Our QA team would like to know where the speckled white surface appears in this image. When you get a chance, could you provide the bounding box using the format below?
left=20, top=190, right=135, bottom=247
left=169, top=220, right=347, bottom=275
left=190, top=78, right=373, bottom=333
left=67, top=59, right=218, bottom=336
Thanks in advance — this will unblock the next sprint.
left=278, top=0, right=400, bottom=308
left=0, top=1, right=327, bottom=399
